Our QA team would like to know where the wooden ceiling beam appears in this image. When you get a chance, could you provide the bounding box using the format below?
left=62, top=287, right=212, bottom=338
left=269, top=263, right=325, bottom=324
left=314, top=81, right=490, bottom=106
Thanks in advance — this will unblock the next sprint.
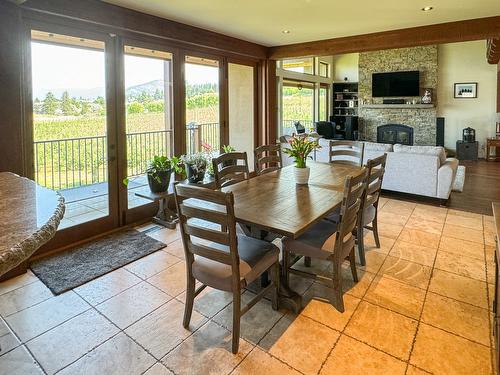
left=269, top=16, right=500, bottom=59
left=20, top=0, right=268, bottom=59
left=488, top=38, right=500, bottom=64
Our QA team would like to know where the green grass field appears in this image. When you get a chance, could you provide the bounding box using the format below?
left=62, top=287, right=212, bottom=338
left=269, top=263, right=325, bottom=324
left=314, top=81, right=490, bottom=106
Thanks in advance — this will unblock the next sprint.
left=33, top=110, right=220, bottom=190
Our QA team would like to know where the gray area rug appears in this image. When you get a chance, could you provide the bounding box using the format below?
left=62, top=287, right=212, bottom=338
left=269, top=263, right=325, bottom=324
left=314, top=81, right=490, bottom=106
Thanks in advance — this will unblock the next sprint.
left=31, top=229, right=165, bottom=295
left=452, top=165, right=466, bottom=192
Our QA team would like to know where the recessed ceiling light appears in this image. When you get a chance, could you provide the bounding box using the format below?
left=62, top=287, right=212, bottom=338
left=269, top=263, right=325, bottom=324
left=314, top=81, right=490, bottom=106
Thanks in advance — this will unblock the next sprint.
left=421, top=6, right=433, bottom=11
left=282, top=30, right=291, bottom=34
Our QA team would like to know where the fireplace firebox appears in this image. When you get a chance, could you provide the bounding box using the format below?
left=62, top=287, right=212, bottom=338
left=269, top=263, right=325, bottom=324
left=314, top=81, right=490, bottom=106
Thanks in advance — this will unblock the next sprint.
left=377, top=124, right=414, bottom=145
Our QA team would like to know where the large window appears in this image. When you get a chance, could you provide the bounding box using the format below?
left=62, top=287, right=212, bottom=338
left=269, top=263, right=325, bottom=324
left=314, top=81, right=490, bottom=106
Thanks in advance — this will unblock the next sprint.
left=185, top=56, right=220, bottom=154
left=281, top=80, right=315, bottom=134
left=282, top=58, right=314, bottom=75
left=124, top=45, right=174, bottom=209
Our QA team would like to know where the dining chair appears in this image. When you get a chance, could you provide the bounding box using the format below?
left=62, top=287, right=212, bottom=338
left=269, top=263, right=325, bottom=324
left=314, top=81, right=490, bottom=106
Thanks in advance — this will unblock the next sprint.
left=174, top=183, right=280, bottom=353
left=356, top=153, right=387, bottom=266
left=212, top=151, right=250, bottom=189
left=329, top=140, right=365, bottom=167
left=282, top=168, right=368, bottom=312
left=254, top=144, right=282, bottom=175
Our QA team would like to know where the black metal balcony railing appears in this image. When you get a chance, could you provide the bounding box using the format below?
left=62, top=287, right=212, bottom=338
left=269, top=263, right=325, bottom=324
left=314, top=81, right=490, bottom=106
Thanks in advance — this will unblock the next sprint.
left=34, top=122, right=219, bottom=191
left=186, top=122, right=219, bottom=154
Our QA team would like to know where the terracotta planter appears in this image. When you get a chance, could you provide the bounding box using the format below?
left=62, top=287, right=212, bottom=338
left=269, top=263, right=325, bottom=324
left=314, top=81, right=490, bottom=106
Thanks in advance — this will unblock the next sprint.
left=294, top=166, right=310, bottom=185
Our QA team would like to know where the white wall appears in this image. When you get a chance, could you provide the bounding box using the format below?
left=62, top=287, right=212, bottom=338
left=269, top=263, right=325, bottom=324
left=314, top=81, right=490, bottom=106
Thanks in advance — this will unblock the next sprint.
left=228, top=63, right=255, bottom=171
left=437, top=41, right=497, bottom=157
left=332, top=53, right=359, bottom=82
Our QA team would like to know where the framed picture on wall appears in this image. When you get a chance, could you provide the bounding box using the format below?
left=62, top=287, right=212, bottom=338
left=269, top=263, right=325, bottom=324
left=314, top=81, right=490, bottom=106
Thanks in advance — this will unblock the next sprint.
left=454, top=82, right=477, bottom=98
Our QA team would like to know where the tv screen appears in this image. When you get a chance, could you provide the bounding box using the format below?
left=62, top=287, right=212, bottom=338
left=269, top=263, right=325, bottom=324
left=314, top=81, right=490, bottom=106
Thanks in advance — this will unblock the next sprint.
left=372, top=71, right=420, bottom=97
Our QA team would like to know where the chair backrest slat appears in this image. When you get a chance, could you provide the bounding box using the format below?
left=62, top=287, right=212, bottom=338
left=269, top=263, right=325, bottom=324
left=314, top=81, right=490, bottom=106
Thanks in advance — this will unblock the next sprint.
left=212, top=151, right=250, bottom=189
left=187, top=242, right=233, bottom=265
left=180, top=203, right=228, bottom=226
left=254, top=144, right=282, bottom=175
left=176, top=183, right=227, bottom=205
left=184, top=222, right=230, bottom=245
left=329, top=140, right=365, bottom=167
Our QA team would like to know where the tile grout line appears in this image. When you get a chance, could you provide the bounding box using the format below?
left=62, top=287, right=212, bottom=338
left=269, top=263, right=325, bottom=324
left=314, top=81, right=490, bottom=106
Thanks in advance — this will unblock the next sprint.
left=316, top=224, right=394, bottom=375
left=403, top=205, right=447, bottom=374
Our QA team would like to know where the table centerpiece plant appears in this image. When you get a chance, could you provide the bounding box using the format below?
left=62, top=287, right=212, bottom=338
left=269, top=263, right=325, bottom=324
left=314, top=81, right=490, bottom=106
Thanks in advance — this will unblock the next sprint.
left=146, top=155, right=184, bottom=193
left=282, top=135, right=319, bottom=185
left=181, top=152, right=208, bottom=183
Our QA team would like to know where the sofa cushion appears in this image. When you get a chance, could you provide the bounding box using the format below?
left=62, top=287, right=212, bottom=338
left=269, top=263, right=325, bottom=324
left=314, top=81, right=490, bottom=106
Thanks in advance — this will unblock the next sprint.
left=393, top=144, right=446, bottom=165
left=364, top=142, right=393, bottom=152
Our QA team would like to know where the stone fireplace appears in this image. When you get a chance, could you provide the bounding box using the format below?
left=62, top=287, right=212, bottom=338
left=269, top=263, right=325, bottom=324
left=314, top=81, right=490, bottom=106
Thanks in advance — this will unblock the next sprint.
left=358, top=45, right=438, bottom=145
left=377, top=124, right=413, bottom=145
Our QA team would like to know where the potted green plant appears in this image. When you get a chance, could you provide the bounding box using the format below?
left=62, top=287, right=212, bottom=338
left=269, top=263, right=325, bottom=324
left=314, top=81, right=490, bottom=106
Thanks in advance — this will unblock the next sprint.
left=181, top=152, right=208, bottom=183
left=146, top=155, right=183, bottom=193
left=282, top=135, right=319, bottom=185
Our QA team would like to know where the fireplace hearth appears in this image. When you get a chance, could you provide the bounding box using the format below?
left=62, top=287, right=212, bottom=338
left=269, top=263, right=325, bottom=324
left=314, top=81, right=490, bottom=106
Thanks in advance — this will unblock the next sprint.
left=377, top=124, right=414, bottom=145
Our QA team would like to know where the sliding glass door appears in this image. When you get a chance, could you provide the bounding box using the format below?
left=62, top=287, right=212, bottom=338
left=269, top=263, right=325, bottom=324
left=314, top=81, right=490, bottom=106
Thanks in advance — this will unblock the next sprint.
left=30, top=29, right=116, bottom=232
left=28, top=26, right=258, bottom=247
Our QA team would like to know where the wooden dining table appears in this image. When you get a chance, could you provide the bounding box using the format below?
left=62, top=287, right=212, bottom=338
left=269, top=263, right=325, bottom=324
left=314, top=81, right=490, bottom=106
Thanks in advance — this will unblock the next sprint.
left=221, top=161, right=363, bottom=311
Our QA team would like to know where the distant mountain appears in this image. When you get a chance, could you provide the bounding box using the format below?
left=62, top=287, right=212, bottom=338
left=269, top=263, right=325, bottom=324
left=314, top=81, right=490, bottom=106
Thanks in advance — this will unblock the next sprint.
left=33, top=80, right=212, bottom=101
left=126, top=80, right=165, bottom=98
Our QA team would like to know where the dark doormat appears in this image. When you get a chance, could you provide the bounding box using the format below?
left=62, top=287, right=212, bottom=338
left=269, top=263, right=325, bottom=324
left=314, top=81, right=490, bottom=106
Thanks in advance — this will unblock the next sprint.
left=31, top=229, right=166, bottom=295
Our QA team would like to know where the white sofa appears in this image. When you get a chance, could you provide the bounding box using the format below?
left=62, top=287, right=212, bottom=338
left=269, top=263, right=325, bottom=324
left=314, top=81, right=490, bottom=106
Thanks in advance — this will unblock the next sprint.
left=281, top=137, right=459, bottom=200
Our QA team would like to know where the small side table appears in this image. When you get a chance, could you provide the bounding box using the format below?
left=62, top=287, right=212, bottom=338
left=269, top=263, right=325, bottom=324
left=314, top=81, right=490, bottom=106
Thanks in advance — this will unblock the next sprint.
left=134, top=176, right=216, bottom=229
left=487, top=138, right=500, bottom=162
left=135, top=189, right=178, bottom=229
left=456, top=141, right=478, bottom=161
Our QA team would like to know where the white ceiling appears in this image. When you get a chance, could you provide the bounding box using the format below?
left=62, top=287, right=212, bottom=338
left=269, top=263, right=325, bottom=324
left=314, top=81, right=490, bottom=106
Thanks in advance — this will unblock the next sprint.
left=103, top=0, right=500, bottom=47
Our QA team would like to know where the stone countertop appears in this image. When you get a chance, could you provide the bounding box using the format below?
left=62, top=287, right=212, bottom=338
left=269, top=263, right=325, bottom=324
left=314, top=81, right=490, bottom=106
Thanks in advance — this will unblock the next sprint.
left=0, top=172, right=65, bottom=277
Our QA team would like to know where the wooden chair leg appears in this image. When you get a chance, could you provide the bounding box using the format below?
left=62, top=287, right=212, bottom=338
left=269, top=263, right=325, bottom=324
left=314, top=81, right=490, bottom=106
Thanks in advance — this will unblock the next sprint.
left=283, top=248, right=290, bottom=286
left=183, top=274, right=196, bottom=328
left=232, top=290, right=241, bottom=354
left=372, top=216, right=381, bottom=248
left=357, top=225, right=366, bottom=266
left=349, top=248, right=358, bottom=282
left=331, top=262, right=345, bottom=313
left=304, top=256, right=311, bottom=267
left=271, top=262, right=280, bottom=311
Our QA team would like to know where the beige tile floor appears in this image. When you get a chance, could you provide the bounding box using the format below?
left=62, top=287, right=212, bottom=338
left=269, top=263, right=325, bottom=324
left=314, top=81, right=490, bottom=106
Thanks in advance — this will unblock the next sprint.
left=0, top=198, right=496, bottom=375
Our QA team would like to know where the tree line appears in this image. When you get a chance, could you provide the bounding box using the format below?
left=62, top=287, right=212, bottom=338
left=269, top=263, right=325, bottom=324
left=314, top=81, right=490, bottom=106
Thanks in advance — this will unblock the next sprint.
left=35, top=83, right=219, bottom=117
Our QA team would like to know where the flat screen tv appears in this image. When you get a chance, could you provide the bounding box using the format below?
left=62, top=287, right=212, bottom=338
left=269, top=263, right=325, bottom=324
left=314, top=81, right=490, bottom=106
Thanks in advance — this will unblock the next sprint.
left=372, top=71, right=420, bottom=97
